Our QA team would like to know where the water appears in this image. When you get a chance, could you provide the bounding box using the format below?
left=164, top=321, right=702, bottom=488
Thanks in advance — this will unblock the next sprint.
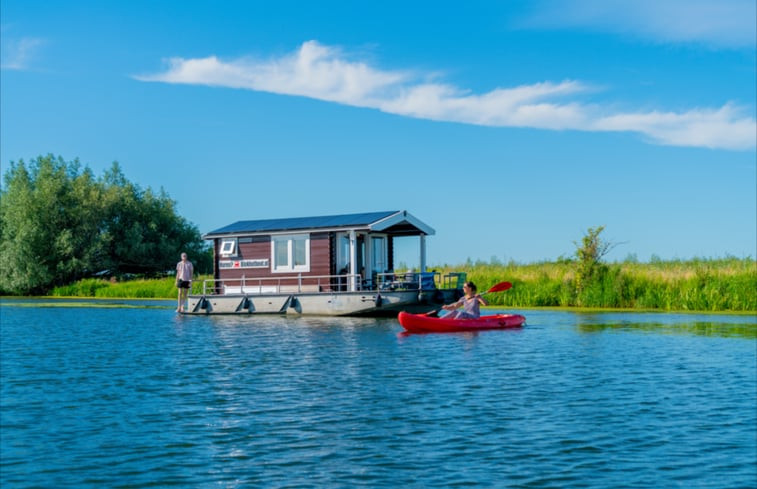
left=1, top=300, right=755, bottom=488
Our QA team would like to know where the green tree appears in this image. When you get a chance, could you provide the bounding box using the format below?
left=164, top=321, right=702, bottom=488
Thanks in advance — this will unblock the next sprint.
left=98, top=162, right=209, bottom=275
left=0, top=159, right=44, bottom=293
left=0, top=155, right=208, bottom=294
left=0, top=156, right=102, bottom=293
left=573, top=225, right=617, bottom=298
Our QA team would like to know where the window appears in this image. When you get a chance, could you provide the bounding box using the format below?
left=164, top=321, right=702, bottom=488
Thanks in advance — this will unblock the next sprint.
left=220, top=238, right=237, bottom=257
left=274, top=239, right=288, bottom=267
left=371, top=236, right=387, bottom=273
left=337, top=234, right=350, bottom=273
left=293, top=238, right=307, bottom=267
left=271, top=234, right=310, bottom=273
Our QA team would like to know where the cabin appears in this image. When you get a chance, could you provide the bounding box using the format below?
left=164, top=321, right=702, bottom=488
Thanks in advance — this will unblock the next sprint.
left=187, top=210, right=464, bottom=316
left=203, top=210, right=436, bottom=293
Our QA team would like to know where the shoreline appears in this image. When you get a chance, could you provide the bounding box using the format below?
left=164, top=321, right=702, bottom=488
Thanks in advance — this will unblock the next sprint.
left=2, top=296, right=754, bottom=315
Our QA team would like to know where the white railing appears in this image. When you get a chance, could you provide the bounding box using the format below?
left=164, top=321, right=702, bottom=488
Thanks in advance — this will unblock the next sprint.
left=201, top=273, right=362, bottom=296
left=375, top=271, right=465, bottom=290
left=375, top=271, right=434, bottom=290
left=199, top=270, right=463, bottom=296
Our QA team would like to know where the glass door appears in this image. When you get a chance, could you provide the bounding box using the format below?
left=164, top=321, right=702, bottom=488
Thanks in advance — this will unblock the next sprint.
left=336, top=233, right=350, bottom=275
left=371, top=235, right=387, bottom=277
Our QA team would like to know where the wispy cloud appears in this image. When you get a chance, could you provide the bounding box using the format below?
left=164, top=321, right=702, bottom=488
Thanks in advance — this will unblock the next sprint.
left=519, top=0, right=756, bottom=48
left=135, top=41, right=756, bottom=150
left=136, top=42, right=406, bottom=107
left=1, top=35, right=45, bottom=70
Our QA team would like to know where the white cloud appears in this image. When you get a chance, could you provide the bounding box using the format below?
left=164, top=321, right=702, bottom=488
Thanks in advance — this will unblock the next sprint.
left=378, top=81, right=591, bottom=129
left=135, top=41, right=756, bottom=150
left=135, top=42, right=406, bottom=107
left=519, top=0, right=756, bottom=48
left=1, top=36, right=45, bottom=70
left=595, top=104, right=757, bottom=149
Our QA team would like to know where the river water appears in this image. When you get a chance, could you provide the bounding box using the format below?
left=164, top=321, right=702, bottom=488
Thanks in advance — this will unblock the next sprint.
left=1, top=299, right=755, bottom=488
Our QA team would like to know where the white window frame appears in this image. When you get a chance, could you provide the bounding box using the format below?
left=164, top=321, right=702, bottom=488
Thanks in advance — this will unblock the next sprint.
left=219, top=238, right=238, bottom=257
left=271, top=233, right=311, bottom=273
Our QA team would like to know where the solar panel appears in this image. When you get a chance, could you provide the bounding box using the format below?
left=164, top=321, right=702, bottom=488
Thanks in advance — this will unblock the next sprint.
left=206, top=211, right=399, bottom=236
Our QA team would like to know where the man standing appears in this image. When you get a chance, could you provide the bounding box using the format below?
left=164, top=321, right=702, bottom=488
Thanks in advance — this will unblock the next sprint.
left=176, top=252, right=194, bottom=313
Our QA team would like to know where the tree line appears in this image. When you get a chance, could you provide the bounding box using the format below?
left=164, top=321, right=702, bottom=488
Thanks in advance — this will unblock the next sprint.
left=0, top=154, right=211, bottom=295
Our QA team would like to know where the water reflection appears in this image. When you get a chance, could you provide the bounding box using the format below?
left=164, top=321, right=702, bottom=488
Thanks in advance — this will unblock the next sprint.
left=574, top=315, right=756, bottom=339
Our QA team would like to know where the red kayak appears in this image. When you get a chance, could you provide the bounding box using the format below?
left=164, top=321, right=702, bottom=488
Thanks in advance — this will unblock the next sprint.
left=398, top=311, right=526, bottom=333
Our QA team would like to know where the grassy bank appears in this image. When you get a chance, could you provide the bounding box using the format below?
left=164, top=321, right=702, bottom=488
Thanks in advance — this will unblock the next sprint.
left=445, top=257, right=756, bottom=312
left=47, top=258, right=756, bottom=312
left=50, top=276, right=209, bottom=299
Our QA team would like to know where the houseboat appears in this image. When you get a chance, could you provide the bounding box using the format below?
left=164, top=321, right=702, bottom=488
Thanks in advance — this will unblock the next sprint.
left=185, top=210, right=467, bottom=316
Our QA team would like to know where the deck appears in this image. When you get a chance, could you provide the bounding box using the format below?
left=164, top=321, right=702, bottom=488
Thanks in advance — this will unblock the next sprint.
left=184, top=271, right=467, bottom=316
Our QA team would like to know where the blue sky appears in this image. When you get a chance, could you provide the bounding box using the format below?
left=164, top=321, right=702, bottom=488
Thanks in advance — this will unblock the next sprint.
left=2, top=0, right=755, bottom=266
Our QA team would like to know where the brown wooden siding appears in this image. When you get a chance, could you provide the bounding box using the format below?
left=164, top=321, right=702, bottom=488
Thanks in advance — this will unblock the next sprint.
left=217, top=233, right=332, bottom=287
left=310, top=232, right=331, bottom=276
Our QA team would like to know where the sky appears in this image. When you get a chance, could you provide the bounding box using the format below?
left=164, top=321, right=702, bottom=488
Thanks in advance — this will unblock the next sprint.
left=2, top=0, right=755, bottom=267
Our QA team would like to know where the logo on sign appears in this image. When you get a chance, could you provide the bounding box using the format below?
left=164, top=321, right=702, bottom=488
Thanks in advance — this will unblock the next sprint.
left=219, top=259, right=269, bottom=269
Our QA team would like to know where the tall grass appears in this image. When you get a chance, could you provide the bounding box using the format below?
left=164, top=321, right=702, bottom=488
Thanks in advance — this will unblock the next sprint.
left=51, top=277, right=207, bottom=299
left=439, top=257, right=756, bottom=312
left=50, top=258, right=756, bottom=312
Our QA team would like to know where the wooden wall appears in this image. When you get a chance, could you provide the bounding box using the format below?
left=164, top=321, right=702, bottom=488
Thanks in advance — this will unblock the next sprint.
left=215, top=233, right=331, bottom=287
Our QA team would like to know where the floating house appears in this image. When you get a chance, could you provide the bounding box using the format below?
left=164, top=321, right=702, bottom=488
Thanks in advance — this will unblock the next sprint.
left=185, top=210, right=466, bottom=316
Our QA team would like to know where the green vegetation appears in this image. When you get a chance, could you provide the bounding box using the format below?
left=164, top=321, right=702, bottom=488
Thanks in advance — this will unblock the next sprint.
left=48, top=257, right=756, bottom=312
left=573, top=225, right=617, bottom=301
left=6, top=182, right=754, bottom=314
left=427, top=227, right=756, bottom=312
left=0, top=154, right=211, bottom=295
left=442, top=256, right=756, bottom=312
left=50, top=276, right=210, bottom=298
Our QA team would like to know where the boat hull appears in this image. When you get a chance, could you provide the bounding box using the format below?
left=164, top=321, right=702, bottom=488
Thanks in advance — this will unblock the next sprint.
left=398, top=311, right=526, bottom=333
left=184, top=289, right=460, bottom=317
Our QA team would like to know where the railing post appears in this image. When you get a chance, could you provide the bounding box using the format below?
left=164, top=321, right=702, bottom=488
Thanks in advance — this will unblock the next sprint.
left=349, top=229, right=357, bottom=291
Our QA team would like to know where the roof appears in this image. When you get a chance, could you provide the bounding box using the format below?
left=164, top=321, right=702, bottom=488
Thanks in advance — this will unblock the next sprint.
left=204, top=210, right=435, bottom=238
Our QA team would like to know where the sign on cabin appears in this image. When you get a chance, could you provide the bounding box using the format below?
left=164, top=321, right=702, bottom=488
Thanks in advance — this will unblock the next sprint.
left=219, top=259, right=270, bottom=269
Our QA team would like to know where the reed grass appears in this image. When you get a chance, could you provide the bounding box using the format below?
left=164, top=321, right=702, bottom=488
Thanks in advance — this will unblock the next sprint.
left=49, top=258, right=756, bottom=312
left=438, top=257, right=756, bottom=312
left=50, top=276, right=208, bottom=299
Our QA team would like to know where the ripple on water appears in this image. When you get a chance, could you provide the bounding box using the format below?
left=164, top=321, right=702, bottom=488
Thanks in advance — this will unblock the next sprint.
left=0, top=305, right=755, bottom=488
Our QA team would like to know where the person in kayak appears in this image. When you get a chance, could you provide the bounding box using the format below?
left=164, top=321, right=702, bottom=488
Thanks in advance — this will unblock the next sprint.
left=442, top=281, right=487, bottom=319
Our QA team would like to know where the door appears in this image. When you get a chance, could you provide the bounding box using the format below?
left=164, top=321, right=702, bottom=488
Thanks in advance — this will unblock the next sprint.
left=371, top=235, right=387, bottom=283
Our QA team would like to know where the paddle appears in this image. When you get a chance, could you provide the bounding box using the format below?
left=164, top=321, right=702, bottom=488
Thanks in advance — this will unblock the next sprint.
left=425, top=281, right=512, bottom=316
left=482, top=281, right=513, bottom=294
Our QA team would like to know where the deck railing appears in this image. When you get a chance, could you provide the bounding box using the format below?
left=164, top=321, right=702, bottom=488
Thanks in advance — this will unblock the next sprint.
left=201, top=274, right=360, bottom=296
left=375, top=271, right=466, bottom=290
left=198, top=271, right=465, bottom=296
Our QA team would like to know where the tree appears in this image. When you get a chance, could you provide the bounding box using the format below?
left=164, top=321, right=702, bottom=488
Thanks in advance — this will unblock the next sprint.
left=0, top=156, right=102, bottom=293
left=97, top=162, right=210, bottom=275
left=0, top=155, right=208, bottom=294
left=0, top=159, right=45, bottom=293
left=573, top=226, right=617, bottom=293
